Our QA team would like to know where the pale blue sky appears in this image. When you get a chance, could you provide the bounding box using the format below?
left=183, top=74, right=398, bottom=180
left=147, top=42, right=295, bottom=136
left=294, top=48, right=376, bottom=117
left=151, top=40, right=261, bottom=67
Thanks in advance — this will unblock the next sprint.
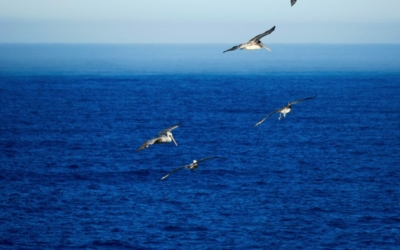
left=0, top=0, right=399, bottom=43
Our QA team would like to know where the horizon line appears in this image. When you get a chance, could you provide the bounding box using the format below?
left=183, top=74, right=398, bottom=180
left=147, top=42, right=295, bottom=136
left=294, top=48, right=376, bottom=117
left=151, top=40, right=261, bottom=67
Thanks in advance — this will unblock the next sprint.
left=1, top=42, right=400, bottom=45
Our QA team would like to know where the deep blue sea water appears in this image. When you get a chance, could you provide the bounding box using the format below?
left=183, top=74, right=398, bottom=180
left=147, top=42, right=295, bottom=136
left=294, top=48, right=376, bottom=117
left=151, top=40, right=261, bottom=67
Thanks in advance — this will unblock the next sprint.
left=1, top=44, right=400, bottom=249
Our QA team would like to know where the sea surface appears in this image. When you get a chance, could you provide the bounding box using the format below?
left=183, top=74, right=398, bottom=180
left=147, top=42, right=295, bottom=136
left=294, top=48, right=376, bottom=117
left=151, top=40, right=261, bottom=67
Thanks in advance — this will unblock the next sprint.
left=1, top=44, right=400, bottom=249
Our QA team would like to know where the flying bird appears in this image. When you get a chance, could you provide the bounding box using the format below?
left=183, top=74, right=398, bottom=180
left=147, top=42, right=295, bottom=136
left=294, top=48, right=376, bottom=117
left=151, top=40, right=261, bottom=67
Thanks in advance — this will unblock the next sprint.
left=136, top=122, right=181, bottom=151
left=291, top=0, right=297, bottom=6
left=254, top=95, right=317, bottom=127
left=223, top=26, right=276, bottom=53
left=160, top=156, right=223, bottom=181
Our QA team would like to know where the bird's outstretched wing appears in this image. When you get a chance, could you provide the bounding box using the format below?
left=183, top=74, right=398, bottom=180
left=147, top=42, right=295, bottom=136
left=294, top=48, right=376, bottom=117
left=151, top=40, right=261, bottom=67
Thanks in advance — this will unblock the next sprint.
left=196, top=156, right=224, bottom=163
left=223, top=44, right=242, bottom=53
left=160, top=165, right=188, bottom=181
left=136, top=136, right=163, bottom=151
left=160, top=157, right=224, bottom=180
left=289, top=94, right=317, bottom=106
left=291, top=0, right=297, bottom=6
left=249, top=26, right=276, bottom=43
left=158, top=122, right=182, bottom=136
left=254, top=108, right=281, bottom=127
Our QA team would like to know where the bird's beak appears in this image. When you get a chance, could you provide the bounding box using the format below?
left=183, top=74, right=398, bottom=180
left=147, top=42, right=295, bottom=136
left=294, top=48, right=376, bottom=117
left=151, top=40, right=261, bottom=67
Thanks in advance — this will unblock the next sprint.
left=262, top=44, right=271, bottom=51
left=171, top=134, right=178, bottom=146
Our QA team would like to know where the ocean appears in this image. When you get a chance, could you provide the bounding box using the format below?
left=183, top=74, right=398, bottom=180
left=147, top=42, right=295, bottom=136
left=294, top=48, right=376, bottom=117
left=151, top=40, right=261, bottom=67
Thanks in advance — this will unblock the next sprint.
left=1, top=44, right=400, bottom=249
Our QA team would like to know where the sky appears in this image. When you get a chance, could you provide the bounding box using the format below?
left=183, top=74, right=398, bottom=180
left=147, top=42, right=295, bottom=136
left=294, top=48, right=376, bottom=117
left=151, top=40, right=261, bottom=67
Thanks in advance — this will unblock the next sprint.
left=0, top=0, right=399, bottom=44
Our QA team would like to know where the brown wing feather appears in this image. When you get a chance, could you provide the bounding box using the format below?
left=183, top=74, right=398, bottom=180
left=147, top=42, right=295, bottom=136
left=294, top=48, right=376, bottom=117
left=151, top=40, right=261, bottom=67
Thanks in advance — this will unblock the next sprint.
left=249, top=26, right=276, bottom=43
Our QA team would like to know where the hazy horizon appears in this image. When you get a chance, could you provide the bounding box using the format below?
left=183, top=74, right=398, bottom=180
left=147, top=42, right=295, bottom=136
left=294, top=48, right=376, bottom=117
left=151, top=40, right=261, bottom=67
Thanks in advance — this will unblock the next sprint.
left=1, top=42, right=400, bottom=45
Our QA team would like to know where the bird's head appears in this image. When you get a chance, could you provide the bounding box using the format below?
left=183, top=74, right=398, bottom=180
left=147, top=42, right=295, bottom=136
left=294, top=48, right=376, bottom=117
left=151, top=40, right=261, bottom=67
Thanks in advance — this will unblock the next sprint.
left=167, top=132, right=178, bottom=146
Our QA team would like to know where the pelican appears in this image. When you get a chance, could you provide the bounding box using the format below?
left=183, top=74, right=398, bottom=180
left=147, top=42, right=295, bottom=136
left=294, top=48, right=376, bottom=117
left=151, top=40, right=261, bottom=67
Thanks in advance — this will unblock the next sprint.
left=136, top=122, right=181, bottom=151
left=160, top=156, right=223, bottom=181
left=254, top=95, right=317, bottom=127
left=223, top=26, right=275, bottom=53
left=291, top=0, right=297, bottom=6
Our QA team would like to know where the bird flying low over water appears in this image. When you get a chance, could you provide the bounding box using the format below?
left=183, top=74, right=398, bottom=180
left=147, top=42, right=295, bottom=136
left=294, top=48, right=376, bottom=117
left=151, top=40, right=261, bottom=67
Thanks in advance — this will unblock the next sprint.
left=223, top=26, right=276, bottom=53
left=254, top=95, right=317, bottom=127
left=291, top=0, right=297, bottom=6
left=160, top=156, right=223, bottom=181
left=136, top=122, right=181, bottom=151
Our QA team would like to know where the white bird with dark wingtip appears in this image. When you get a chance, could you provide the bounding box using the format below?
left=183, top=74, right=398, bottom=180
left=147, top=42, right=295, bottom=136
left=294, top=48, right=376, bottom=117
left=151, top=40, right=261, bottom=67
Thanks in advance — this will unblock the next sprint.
left=160, top=156, right=223, bottom=181
left=254, top=95, right=317, bottom=127
left=136, top=122, right=181, bottom=151
left=223, top=26, right=276, bottom=53
left=291, top=0, right=297, bottom=6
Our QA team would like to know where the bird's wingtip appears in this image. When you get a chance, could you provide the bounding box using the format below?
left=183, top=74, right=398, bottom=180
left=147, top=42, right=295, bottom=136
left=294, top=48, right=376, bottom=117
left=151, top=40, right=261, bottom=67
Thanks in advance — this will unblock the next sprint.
left=160, top=175, right=168, bottom=181
left=136, top=144, right=148, bottom=152
left=254, top=119, right=264, bottom=127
